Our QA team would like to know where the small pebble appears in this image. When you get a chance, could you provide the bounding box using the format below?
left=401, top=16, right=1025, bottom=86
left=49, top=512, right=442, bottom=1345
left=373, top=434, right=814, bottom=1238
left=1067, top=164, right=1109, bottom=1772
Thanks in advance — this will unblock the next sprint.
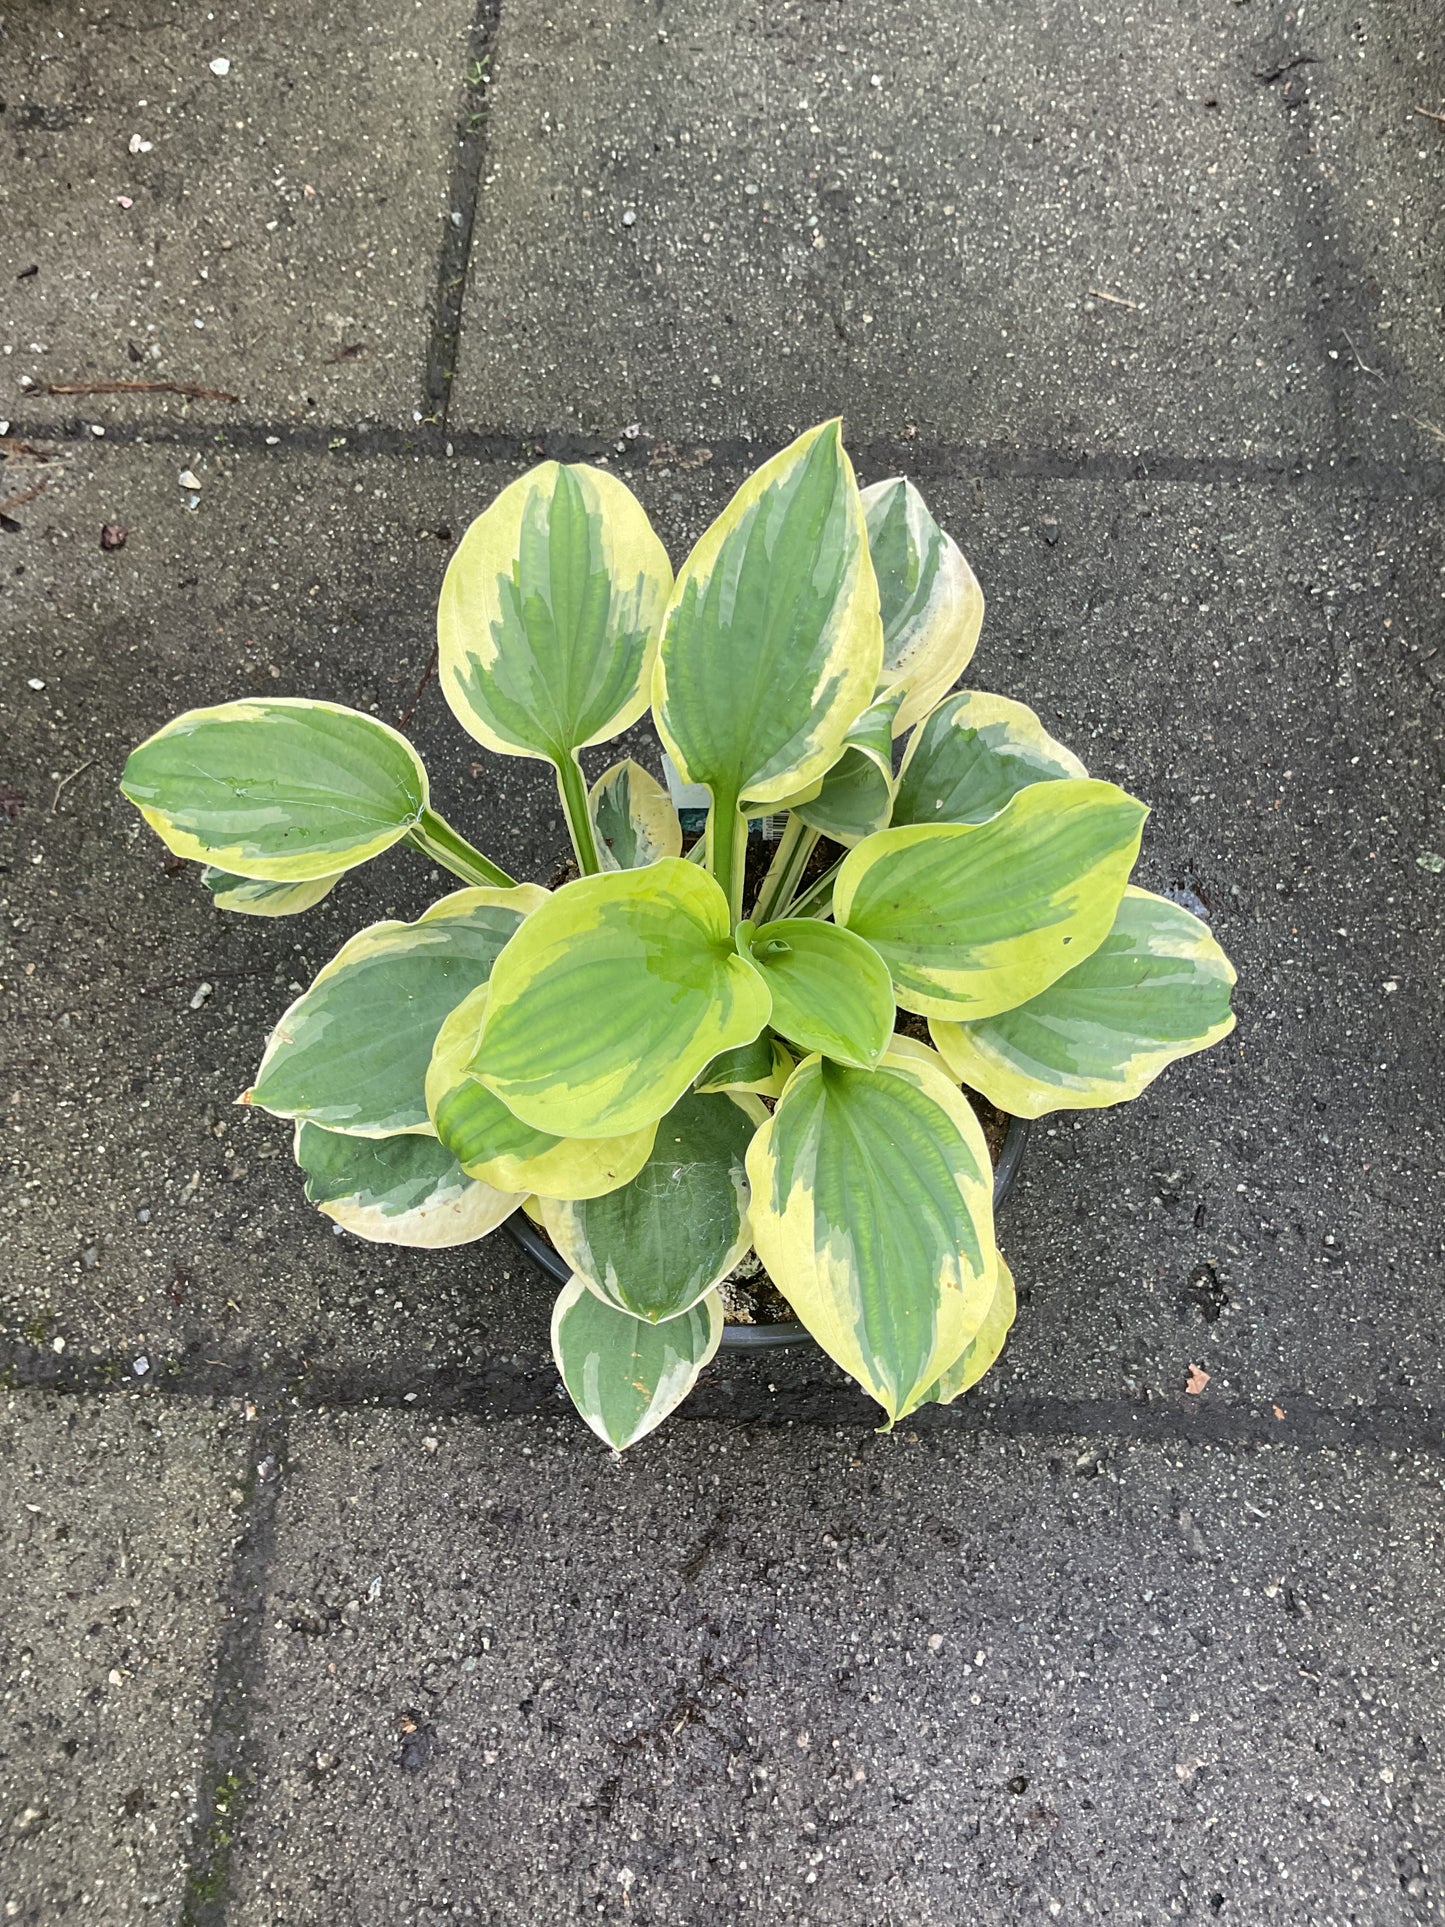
left=27, top=678, right=46, bottom=691
left=133, top=1356, right=150, bottom=1376
left=177, top=468, right=202, bottom=491
left=209, top=56, right=231, bottom=75
left=189, top=981, right=213, bottom=1009
left=621, top=208, right=637, bottom=227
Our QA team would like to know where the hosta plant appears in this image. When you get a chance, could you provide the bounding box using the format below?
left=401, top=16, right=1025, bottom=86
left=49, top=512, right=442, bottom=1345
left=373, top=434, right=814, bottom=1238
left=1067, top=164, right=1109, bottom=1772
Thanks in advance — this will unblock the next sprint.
left=121, top=422, right=1236, bottom=1447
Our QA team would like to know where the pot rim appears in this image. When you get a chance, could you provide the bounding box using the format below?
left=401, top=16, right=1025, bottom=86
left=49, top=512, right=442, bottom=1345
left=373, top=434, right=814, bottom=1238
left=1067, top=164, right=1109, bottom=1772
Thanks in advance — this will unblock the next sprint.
left=505, top=1110, right=1031, bottom=1351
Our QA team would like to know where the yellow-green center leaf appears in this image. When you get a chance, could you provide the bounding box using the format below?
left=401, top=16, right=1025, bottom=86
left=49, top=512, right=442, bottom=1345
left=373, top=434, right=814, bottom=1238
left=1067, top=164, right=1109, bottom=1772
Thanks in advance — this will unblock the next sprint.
left=293, top=1121, right=522, bottom=1248
left=930, top=886, right=1237, bottom=1117
left=470, top=859, right=772, bottom=1140
left=551, top=1277, right=723, bottom=1450
left=891, top=689, right=1087, bottom=829
left=861, top=477, right=984, bottom=735
left=745, top=918, right=894, bottom=1070
left=835, top=778, right=1148, bottom=1020
left=438, top=461, right=673, bottom=764
left=426, top=986, right=656, bottom=1200
left=589, top=758, right=683, bottom=871
left=653, top=421, right=883, bottom=812
left=746, top=1048, right=998, bottom=1424
left=540, top=1090, right=763, bottom=1323
left=121, top=699, right=428, bottom=881
left=244, top=885, right=548, bottom=1136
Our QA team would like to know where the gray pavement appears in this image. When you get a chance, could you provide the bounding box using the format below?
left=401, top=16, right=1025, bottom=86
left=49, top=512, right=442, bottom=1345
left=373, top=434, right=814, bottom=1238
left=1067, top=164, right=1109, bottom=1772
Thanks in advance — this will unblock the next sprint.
left=2, top=0, right=1444, bottom=1920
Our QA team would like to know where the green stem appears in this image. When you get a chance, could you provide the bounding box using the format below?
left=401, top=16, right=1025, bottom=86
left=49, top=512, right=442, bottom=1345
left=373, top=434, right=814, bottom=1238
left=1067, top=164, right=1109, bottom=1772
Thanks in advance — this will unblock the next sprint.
left=786, top=854, right=843, bottom=921
left=706, top=790, right=747, bottom=928
left=555, top=754, right=601, bottom=876
left=751, top=815, right=820, bottom=925
left=406, top=807, right=516, bottom=889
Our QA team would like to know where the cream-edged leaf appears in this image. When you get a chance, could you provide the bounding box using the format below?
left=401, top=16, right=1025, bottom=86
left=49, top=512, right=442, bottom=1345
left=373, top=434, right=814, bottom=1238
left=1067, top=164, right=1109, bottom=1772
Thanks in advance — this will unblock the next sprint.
left=746, top=1048, right=998, bottom=1423
left=930, top=886, right=1236, bottom=1117
left=653, top=421, right=883, bottom=814
left=911, top=1253, right=1017, bottom=1410
left=891, top=689, right=1087, bottom=829
left=244, top=884, right=548, bottom=1136
left=540, top=1090, right=762, bottom=1322
left=861, top=478, right=984, bottom=734
left=293, top=1120, right=521, bottom=1247
left=438, top=462, right=673, bottom=762
left=552, top=1277, right=722, bottom=1449
left=471, top=859, right=772, bottom=1139
left=792, top=687, right=904, bottom=844
left=835, top=779, right=1147, bottom=1020
left=426, top=986, right=655, bottom=1199
left=695, top=1034, right=796, bottom=1098
left=202, top=866, right=341, bottom=917
left=121, top=698, right=428, bottom=881
left=590, top=758, right=683, bottom=871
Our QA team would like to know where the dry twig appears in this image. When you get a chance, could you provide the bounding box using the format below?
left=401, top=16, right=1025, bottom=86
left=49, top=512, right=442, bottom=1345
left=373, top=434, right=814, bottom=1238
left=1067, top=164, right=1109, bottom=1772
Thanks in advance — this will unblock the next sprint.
left=1087, top=287, right=1145, bottom=311
left=50, top=759, right=96, bottom=817
left=1412, top=106, right=1445, bottom=126
left=38, top=379, right=240, bottom=402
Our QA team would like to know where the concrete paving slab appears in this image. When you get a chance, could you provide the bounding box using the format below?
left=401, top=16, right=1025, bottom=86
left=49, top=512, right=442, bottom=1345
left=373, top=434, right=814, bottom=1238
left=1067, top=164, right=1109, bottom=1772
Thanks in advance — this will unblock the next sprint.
left=1309, top=0, right=1445, bottom=450
left=230, top=1410, right=1444, bottom=1925
left=1, top=0, right=476, bottom=427
left=454, top=0, right=1348, bottom=461
left=2, top=436, right=1441, bottom=1427
left=0, top=1391, right=248, bottom=1925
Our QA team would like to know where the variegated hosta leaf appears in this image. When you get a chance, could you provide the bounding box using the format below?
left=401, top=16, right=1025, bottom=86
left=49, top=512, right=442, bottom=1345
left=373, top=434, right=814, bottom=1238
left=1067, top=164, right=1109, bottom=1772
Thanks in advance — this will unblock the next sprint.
left=293, top=1121, right=521, bottom=1247
left=742, top=918, right=894, bottom=1070
left=930, top=886, right=1236, bottom=1117
left=590, top=758, right=683, bottom=871
left=551, top=1276, right=722, bottom=1450
left=861, top=478, right=983, bottom=735
left=695, top=1033, right=796, bottom=1098
left=792, top=687, right=905, bottom=844
left=891, top=690, right=1087, bottom=829
left=470, top=859, right=772, bottom=1140
left=121, top=699, right=428, bottom=881
left=912, top=1253, right=1017, bottom=1411
left=746, top=1046, right=998, bottom=1424
left=540, top=1090, right=762, bottom=1322
left=426, top=986, right=655, bottom=1200
left=438, top=462, right=673, bottom=763
left=653, top=420, right=883, bottom=814
left=835, top=779, right=1147, bottom=1020
left=201, top=866, right=340, bottom=917
left=244, top=884, right=548, bottom=1136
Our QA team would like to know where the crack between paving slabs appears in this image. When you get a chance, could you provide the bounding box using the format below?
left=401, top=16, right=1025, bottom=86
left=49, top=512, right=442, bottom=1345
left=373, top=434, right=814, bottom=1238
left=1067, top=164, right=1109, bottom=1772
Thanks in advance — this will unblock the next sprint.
left=177, top=1404, right=290, bottom=1927
left=422, top=0, right=504, bottom=429
left=4, top=1351, right=1440, bottom=1455
left=5, top=414, right=1444, bottom=497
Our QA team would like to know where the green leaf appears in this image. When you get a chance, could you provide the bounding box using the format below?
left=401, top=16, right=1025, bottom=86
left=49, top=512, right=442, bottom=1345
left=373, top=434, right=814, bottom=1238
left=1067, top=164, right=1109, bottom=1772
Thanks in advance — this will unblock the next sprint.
left=551, top=1276, right=722, bottom=1449
left=426, top=985, right=656, bottom=1199
left=791, top=687, right=904, bottom=844
left=244, top=884, right=548, bottom=1135
left=470, top=858, right=772, bottom=1140
left=438, top=461, right=673, bottom=763
left=293, top=1120, right=521, bottom=1247
left=861, top=478, right=984, bottom=734
left=746, top=1046, right=998, bottom=1424
left=589, top=758, right=683, bottom=871
left=653, top=420, right=882, bottom=814
left=930, top=886, right=1236, bottom=1117
left=912, top=1253, right=1016, bottom=1410
left=744, top=918, right=894, bottom=1070
left=540, top=1090, right=763, bottom=1321
left=201, top=866, right=340, bottom=917
left=891, top=689, right=1087, bottom=829
left=121, top=699, right=428, bottom=881
left=835, top=779, right=1148, bottom=1020
left=695, top=1033, right=795, bottom=1097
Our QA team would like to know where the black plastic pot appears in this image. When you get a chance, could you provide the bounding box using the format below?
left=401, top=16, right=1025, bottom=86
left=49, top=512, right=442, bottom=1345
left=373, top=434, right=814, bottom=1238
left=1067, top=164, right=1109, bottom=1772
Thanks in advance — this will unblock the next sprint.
left=505, top=1111, right=1032, bottom=1351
